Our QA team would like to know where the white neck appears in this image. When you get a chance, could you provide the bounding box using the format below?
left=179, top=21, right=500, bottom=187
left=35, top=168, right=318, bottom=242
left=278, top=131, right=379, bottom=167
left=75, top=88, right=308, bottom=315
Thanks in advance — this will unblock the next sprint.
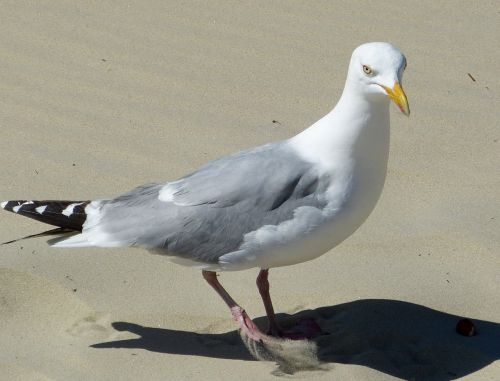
left=289, top=81, right=391, bottom=172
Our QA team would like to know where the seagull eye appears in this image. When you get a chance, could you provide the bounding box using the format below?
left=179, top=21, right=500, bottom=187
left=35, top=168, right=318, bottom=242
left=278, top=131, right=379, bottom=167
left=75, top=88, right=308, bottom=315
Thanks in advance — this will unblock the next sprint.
left=362, top=65, right=373, bottom=76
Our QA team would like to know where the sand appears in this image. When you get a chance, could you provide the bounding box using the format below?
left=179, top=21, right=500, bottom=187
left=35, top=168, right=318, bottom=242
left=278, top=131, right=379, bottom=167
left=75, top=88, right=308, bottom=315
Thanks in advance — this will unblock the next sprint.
left=0, top=1, right=499, bottom=380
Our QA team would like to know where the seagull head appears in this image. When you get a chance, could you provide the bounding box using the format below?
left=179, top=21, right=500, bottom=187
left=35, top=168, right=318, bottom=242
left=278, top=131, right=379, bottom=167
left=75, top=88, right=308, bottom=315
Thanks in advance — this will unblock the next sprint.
left=347, top=42, right=410, bottom=116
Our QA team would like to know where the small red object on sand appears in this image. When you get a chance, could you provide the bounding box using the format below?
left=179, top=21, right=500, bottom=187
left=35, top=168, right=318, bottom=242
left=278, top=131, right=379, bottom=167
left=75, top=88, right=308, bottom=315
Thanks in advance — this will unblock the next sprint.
left=456, top=318, right=475, bottom=336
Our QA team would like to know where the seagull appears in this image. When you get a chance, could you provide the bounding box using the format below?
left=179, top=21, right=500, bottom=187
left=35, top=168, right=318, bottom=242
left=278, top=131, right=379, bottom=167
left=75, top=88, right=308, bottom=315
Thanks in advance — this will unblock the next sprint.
left=2, top=42, right=409, bottom=343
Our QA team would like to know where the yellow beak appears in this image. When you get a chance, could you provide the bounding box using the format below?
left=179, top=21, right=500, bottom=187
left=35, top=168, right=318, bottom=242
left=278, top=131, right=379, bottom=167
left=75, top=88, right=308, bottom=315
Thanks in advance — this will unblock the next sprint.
left=383, top=82, right=410, bottom=116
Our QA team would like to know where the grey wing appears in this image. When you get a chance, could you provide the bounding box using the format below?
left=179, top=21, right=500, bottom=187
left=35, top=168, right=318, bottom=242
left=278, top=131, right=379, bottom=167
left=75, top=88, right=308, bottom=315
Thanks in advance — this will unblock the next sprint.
left=91, top=142, right=328, bottom=264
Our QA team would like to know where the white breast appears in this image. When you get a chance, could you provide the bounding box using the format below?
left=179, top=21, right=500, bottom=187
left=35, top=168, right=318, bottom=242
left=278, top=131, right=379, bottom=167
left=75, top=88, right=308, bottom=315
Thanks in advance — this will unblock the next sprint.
left=216, top=94, right=391, bottom=271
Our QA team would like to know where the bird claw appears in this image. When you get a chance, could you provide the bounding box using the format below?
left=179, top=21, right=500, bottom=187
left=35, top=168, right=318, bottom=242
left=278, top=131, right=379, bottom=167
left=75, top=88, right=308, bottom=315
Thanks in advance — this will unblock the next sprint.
left=230, top=306, right=266, bottom=342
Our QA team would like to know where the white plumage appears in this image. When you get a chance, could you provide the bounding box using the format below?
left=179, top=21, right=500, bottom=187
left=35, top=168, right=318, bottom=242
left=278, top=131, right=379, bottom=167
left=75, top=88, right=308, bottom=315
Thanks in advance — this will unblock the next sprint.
left=2, top=42, right=410, bottom=343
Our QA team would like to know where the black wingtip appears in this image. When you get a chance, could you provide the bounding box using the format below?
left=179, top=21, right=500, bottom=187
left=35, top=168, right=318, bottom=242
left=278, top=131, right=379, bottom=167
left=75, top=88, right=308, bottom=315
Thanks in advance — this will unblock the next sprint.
left=1, top=200, right=26, bottom=212
left=1, top=200, right=90, bottom=231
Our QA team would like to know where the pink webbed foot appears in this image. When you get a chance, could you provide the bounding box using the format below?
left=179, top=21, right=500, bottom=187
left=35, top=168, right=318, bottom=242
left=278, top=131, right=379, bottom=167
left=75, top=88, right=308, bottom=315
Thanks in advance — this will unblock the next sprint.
left=231, top=306, right=267, bottom=342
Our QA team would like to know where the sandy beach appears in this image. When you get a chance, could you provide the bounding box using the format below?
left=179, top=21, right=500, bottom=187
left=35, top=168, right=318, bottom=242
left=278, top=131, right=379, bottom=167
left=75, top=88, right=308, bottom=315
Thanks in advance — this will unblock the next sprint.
left=0, top=1, right=499, bottom=380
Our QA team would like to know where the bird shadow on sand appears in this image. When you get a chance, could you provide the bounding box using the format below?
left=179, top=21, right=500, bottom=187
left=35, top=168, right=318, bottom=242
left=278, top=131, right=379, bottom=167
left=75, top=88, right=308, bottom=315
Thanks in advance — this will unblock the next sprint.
left=92, top=299, right=500, bottom=380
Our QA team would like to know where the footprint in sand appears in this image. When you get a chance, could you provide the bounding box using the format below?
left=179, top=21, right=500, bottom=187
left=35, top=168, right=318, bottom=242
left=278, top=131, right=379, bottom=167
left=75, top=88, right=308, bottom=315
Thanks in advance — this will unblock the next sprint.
left=0, top=268, right=114, bottom=341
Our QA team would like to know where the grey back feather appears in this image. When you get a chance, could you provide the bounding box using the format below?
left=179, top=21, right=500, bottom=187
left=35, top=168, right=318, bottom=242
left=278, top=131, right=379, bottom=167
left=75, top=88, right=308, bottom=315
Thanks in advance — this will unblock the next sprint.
left=94, top=142, right=329, bottom=264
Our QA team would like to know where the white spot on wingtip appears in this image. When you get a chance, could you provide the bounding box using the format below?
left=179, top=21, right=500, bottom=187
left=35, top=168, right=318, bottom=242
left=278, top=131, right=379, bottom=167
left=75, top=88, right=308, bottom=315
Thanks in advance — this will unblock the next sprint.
left=35, top=205, right=47, bottom=214
left=10, top=201, right=36, bottom=212
left=0, top=201, right=7, bottom=209
left=62, top=202, right=84, bottom=217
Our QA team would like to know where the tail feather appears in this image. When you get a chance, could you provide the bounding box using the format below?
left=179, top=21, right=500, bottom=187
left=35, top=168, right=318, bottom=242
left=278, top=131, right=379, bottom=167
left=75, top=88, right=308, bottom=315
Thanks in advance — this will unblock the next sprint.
left=1, top=200, right=90, bottom=231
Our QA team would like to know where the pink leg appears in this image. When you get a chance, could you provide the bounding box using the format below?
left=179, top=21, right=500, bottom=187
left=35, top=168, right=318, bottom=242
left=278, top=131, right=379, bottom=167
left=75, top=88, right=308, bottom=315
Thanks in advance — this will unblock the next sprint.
left=202, top=270, right=265, bottom=342
left=257, top=269, right=323, bottom=340
left=256, top=269, right=282, bottom=336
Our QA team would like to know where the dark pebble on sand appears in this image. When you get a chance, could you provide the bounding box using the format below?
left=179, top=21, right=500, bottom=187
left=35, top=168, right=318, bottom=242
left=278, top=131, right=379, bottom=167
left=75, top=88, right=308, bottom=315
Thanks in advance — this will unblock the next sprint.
left=456, top=318, right=475, bottom=336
